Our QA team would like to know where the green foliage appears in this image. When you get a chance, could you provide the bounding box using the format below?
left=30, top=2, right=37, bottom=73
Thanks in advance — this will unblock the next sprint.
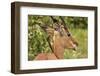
left=28, top=15, right=52, bottom=60
left=64, top=16, right=88, bottom=29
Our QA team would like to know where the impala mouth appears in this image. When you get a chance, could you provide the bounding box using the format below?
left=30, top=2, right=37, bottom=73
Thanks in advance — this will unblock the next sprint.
left=73, top=44, right=78, bottom=51
left=73, top=47, right=77, bottom=51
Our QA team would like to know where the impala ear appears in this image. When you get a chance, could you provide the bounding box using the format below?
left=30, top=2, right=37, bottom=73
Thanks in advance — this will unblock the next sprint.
left=39, top=25, right=49, bottom=33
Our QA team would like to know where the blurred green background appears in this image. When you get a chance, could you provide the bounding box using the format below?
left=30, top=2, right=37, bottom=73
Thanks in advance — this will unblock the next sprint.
left=28, top=15, right=88, bottom=60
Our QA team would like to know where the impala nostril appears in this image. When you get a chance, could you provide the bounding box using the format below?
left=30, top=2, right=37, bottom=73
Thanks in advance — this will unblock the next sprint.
left=74, top=42, right=78, bottom=46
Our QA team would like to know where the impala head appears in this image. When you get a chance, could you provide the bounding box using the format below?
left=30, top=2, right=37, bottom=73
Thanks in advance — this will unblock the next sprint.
left=40, top=19, right=78, bottom=51
left=54, top=22, right=78, bottom=50
left=43, top=23, right=78, bottom=51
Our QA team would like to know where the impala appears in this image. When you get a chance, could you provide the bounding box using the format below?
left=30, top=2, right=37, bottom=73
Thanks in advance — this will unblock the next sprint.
left=34, top=17, right=78, bottom=60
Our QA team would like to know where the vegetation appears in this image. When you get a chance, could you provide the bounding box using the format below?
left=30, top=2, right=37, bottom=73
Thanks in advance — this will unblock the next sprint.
left=28, top=15, right=88, bottom=60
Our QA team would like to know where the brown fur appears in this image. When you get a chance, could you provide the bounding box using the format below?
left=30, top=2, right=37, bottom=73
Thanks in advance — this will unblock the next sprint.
left=35, top=24, right=78, bottom=60
left=53, top=29, right=78, bottom=59
left=34, top=53, right=57, bottom=60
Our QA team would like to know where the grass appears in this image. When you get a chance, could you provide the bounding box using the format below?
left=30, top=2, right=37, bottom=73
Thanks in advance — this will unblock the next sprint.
left=64, top=28, right=88, bottom=59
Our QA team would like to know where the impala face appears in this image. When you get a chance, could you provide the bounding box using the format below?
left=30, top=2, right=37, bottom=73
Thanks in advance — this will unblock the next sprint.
left=44, top=23, right=78, bottom=59
left=45, top=23, right=78, bottom=51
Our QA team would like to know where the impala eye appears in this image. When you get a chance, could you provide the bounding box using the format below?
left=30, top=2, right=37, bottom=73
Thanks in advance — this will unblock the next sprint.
left=67, top=33, right=71, bottom=36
